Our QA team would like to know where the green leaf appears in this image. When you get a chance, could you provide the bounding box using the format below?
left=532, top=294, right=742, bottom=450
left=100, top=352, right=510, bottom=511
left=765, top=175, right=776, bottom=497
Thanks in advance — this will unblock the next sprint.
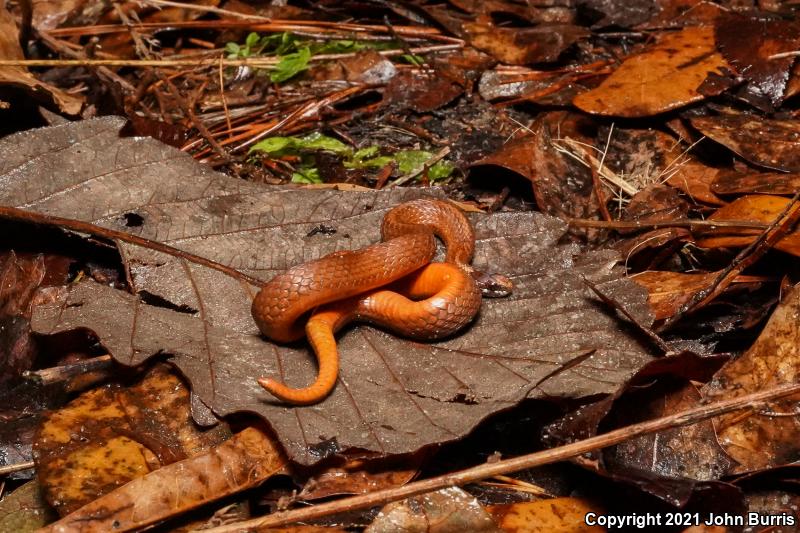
left=291, top=167, right=323, bottom=184
left=224, top=42, right=240, bottom=56
left=428, top=160, right=455, bottom=181
left=358, top=155, right=395, bottom=169
left=353, top=145, right=380, bottom=161
left=245, top=32, right=260, bottom=48
left=270, top=46, right=311, bottom=83
left=394, top=150, right=433, bottom=174
left=249, top=137, right=294, bottom=154
left=297, top=132, right=350, bottom=154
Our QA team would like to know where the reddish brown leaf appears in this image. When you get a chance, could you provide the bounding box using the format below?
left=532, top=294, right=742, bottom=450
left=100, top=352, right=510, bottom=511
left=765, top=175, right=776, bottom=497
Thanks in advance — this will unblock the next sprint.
left=691, top=114, right=800, bottom=172
left=0, top=6, right=82, bottom=114
left=702, top=283, right=800, bottom=472
left=696, top=195, right=800, bottom=256
left=573, top=27, right=733, bottom=117
left=712, top=171, right=800, bottom=196
left=463, top=21, right=588, bottom=65
left=0, top=118, right=656, bottom=465
left=473, top=112, right=603, bottom=238
left=299, top=454, right=424, bottom=500
left=383, top=69, right=464, bottom=113
left=716, top=13, right=800, bottom=111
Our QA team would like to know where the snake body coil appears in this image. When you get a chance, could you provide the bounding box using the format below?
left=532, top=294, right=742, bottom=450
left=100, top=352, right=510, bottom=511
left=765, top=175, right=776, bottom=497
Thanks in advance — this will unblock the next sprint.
left=251, top=199, right=482, bottom=405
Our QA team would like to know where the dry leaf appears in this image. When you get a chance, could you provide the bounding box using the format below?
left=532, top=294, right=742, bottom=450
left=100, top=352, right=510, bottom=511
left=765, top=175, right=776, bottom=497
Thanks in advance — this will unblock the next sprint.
left=702, top=283, right=800, bottom=472
left=0, top=6, right=82, bottom=115
left=691, top=114, right=800, bottom=172
left=486, top=497, right=604, bottom=533
left=573, top=26, right=733, bottom=117
left=0, top=117, right=657, bottom=465
left=39, top=427, right=286, bottom=532
left=34, top=365, right=231, bottom=515
left=696, top=195, right=800, bottom=255
left=366, top=486, right=501, bottom=533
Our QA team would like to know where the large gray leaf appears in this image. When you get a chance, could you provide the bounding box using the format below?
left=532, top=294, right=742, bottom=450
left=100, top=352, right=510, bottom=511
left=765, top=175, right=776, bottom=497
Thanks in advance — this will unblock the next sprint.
left=0, top=117, right=656, bottom=464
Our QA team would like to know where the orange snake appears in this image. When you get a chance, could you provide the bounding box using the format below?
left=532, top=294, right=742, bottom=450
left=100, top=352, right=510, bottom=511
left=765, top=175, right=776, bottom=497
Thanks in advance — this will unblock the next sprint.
left=251, top=199, right=490, bottom=405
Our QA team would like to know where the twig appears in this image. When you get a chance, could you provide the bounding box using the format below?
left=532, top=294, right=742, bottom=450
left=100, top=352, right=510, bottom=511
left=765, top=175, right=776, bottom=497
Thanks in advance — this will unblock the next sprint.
left=197, top=382, right=800, bottom=532
left=568, top=218, right=769, bottom=231
left=0, top=44, right=462, bottom=68
left=0, top=206, right=263, bottom=287
left=0, top=461, right=35, bottom=476
left=136, top=0, right=273, bottom=21
left=658, top=191, right=800, bottom=332
left=46, top=20, right=461, bottom=43
left=23, top=355, right=115, bottom=385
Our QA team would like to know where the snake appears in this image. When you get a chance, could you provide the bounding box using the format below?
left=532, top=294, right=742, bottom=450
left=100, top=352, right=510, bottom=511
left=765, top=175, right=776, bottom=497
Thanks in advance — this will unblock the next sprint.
left=251, top=198, right=505, bottom=405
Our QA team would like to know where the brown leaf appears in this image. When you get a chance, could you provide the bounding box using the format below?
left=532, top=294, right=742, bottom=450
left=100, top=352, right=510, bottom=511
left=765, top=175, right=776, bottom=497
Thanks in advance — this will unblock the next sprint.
left=366, top=487, right=500, bottom=533
left=299, top=454, right=423, bottom=500
left=696, top=195, right=800, bottom=255
left=0, top=6, right=82, bottom=115
left=0, top=117, right=656, bottom=465
left=631, top=271, right=718, bottom=321
left=383, top=69, right=464, bottom=113
left=702, top=283, right=800, bottom=473
left=573, top=27, right=733, bottom=117
left=486, top=497, right=604, bottom=532
left=691, top=114, right=800, bottom=172
left=39, top=426, right=286, bottom=532
left=473, top=113, right=602, bottom=238
left=463, top=21, right=588, bottom=65
left=715, top=13, right=800, bottom=111
left=712, top=170, right=800, bottom=196
left=34, top=365, right=231, bottom=515
left=0, top=252, right=45, bottom=382
left=666, top=162, right=724, bottom=206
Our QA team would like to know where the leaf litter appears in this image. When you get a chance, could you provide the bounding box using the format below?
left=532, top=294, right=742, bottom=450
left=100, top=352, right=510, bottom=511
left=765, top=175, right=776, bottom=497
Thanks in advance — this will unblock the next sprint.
left=0, top=116, right=656, bottom=466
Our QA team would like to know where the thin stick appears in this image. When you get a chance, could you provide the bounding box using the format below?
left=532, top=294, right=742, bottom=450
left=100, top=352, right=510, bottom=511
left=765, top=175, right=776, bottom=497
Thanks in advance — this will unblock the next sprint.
left=23, top=355, right=115, bottom=385
left=197, top=382, right=800, bottom=533
left=0, top=44, right=462, bottom=68
left=0, top=461, right=35, bottom=476
left=0, top=206, right=264, bottom=287
left=568, top=218, right=770, bottom=231
left=136, top=0, right=273, bottom=21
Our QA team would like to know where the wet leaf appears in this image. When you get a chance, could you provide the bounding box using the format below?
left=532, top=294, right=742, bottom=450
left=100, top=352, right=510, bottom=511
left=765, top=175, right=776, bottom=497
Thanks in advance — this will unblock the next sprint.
left=39, top=427, right=286, bottom=532
left=463, top=21, right=588, bottom=65
left=691, top=114, right=800, bottom=172
left=366, top=486, right=500, bottom=533
left=1, top=117, right=657, bottom=465
left=715, top=13, right=800, bottom=111
left=702, top=283, right=800, bottom=473
left=473, top=113, right=602, bottom=239
left=34, top=365, right=231, bottom=515
left=696, top=195, right=800, bottom=256
left=631, top=271, right=718, bottom=321
left=383, top=69, right=464, bottom=112
left=712, top=171, right=800, bottom=196
left=573, top=27, right=733, bottom=117
left=485, top=497, right=604, bottom=532
left=0, top=6, right=82, bottom=114
left=0, top=480, right=56, bottom=532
